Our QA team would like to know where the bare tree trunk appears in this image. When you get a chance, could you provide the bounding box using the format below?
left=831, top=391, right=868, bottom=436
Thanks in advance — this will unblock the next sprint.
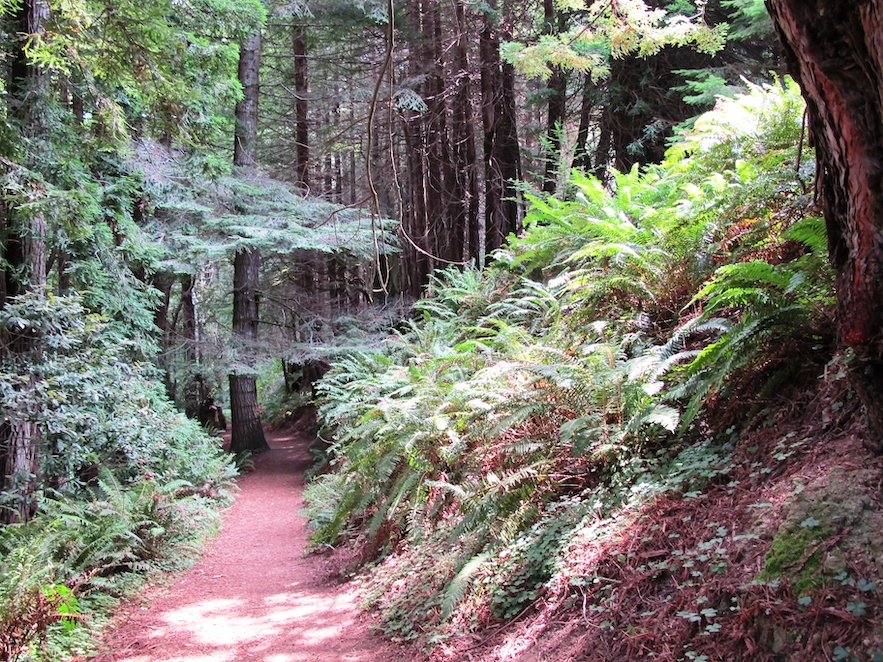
left=228, top=373, right=266, bottom=454
left=480, top=0, right=522, bottom=255
left=765, top=0, right=883, bottom=447
left=152, top=271, right=176, bottom=402
left=230, top=30, right=268, bottom=454
left=234, top=32, right=261, bottom=168
left=400, top=0, right=434, bottom=297
left=293, top=23, right=309, bottom=191
left=229, top=246, right=268, bottom=453
left=424, top=0, right=449, bottom=267
left=179, top=274, right=200, bottom=418
left=448, top=0, right=477, bottom=264
left=573, top=72, right=595, bottom=172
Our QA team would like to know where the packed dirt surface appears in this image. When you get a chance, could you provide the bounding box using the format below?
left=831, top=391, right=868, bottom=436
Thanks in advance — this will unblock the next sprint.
left=83, top=427, right=421, bottom=662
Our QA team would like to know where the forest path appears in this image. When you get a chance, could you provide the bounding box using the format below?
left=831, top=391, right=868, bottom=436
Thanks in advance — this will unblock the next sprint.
left=83, top=426, right=415, bottom=662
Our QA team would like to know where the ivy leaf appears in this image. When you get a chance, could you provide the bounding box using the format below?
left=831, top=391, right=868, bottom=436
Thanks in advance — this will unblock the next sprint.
left=799, top=516, right=820, bottom=529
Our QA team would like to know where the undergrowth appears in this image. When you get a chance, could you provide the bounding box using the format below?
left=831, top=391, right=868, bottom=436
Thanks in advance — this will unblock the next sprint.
left=303, top=78, right=881, bottom=660
left=0, top=294, right=237, bottom=662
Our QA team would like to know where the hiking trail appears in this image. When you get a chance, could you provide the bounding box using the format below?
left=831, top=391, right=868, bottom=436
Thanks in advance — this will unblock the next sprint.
left=82, top=426, right=419, bottom=662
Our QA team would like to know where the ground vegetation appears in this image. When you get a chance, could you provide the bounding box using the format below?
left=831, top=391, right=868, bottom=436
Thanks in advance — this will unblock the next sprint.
left=305, top=79, right=883, bottom=660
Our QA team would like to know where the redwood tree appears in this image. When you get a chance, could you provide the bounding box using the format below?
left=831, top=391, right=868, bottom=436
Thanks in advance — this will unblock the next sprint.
left=230, top=29, right=269, bottom=454
left=765, top=0, right=883, bottom=446
left=480, top=0, right=522, bottom=254
left=293, top=21, right=309, bottom=191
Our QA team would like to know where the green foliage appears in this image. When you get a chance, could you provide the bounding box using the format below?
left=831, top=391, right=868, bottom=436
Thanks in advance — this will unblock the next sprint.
left=502, top=1, right=727, bottom=81
left=0, top=530, right=68, bottom=662
left=0, top=293, right=236, bottom=499
left=0, top=463, right=230, bottom=661
left=28, top=0, right=266, bottom=146
left=0, top=291, right=236, bottom=659
left=306, top=78, right=833, bottom=645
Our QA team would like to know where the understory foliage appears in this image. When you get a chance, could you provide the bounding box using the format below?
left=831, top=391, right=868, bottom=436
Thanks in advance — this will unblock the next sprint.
left=138, top=141, right=401, bottom=414
left=305, top=78, right=854, bottom=653
left=0, top=293, right=237, bottom=661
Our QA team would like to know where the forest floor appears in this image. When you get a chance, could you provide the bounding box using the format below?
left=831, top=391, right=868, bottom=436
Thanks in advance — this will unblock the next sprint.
left=79, top=425, right=423, bottom=662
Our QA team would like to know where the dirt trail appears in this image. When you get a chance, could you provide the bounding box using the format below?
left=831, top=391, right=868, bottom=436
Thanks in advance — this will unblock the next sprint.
left=85, top=427, right=418, bottom=662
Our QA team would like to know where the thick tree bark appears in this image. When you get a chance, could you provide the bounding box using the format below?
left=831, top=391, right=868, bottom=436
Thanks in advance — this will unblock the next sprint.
left=424, top=0, right=449, bottom=266
left=152, top=271, right=176, bottom=401
left=400, top=0, right=436, bottom=296
left=228, top=374, right=265, bottom=453
left=765, top=0, right=883, bottom=447
left=234, top=32, right=261, bottom=168
left=448, top=0, right=478, bottom=263
left=230, top=247, right=268, bottom=453
left=480, top=2, right=522, bottom=255
left=179, top=274, right=200, bottom=417
left=293, top=23, right=309, bottom=191
left=0, top=0, right=49, bottom=524
left=573, top=73, right=595, bottom=173
left=230, top=30, right=268, bottom=454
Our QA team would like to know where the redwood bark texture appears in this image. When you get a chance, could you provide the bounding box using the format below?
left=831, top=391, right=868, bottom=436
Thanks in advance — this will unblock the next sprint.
left=230, top=30, right=268, bottom=454
left=234, top=32, right=262, bottom=168
left=293, top=23, right=309, bottom=191
left=230, top=247, right=268, bottom=453
left=765, top=0, right=883, bottom=446
left=399, top=0, right=506, bottom=294
left=480, top=0, right=522, bottom=255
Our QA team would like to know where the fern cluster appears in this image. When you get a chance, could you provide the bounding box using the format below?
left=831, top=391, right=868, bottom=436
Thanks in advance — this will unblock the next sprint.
left=304, top=78, right=832, bottom=644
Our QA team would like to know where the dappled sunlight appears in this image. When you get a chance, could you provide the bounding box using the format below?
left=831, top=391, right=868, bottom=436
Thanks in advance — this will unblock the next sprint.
left=123, top=585, right=369, bottom=659
left=87, top=429, right=404, bottom=662
left=114, top=654, right=236, bottom=662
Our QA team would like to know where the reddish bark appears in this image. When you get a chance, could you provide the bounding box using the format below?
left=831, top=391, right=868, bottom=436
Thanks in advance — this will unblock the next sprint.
left=230, top=30, right=268, bottom=454
left=480, top=0, right=522, bottom=255
left=0, top=0, right=49, bottom=524
left=230, top=247, right=268, bottom=453
left=234, top=32, right=261, bottom=168
left=766, top=0, right=883, bottom=446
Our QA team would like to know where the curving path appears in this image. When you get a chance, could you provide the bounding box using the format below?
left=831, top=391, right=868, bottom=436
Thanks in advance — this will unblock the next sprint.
left=84, top=427, right=417, bottom=662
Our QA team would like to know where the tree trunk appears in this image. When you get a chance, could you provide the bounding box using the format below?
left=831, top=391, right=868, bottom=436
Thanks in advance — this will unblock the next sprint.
left=228, top=375, right=266, bottom=453
left=179, top=274, right=199, bottom=417
left=152, top=271, right=176, bottom=402
left=424, top=0, right=449, bottom=266
left=234, top=32, right=261, bottom=168
left=541, top=0, right=567, bottom=195
left=543, top=67, right=567, bottom=195
left=400, top=0, right=434, bottom=296
left=448, top=0, right=478, bottom=263
left=765, top=0, right=883, bottom=447
left=230, top=29, right=268, bottom=454
left=230, top=247, right=268, bottom=453
left=0, top=0, right=49, bottom=524
left=573, top=73, right=595, bottom=172
left=293, top=23, right=309, bottom=191
left=480, top=0, right=522, bottom=255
